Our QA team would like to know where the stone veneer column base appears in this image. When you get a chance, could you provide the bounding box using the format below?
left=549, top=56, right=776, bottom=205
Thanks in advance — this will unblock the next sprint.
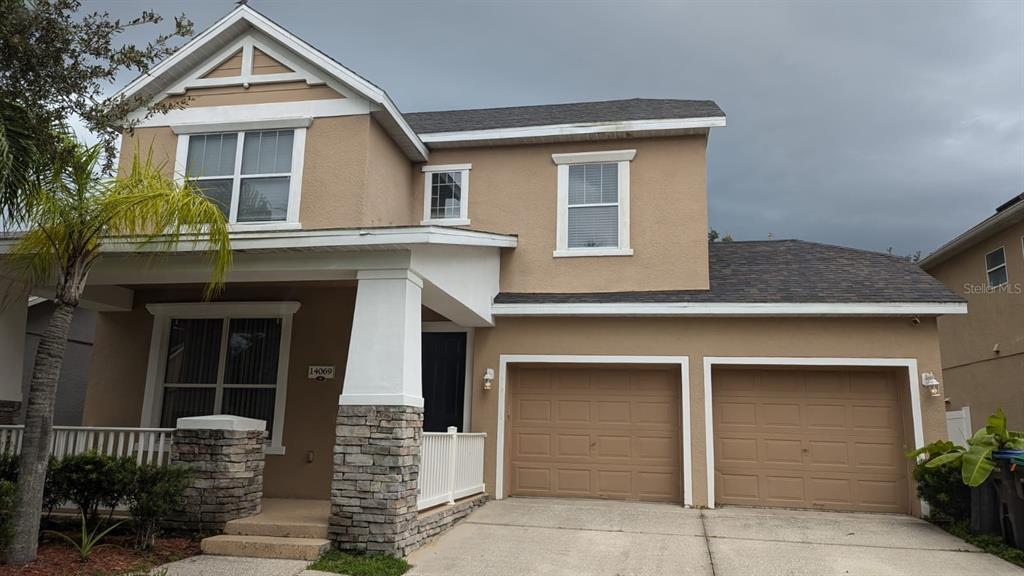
left=169, top=426, right=266, bottom=534
left=330, top=404, right=423, bottom=556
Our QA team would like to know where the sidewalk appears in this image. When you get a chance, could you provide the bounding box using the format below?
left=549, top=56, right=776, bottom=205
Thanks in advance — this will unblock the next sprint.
left=158, top=555, right=332, bottom=576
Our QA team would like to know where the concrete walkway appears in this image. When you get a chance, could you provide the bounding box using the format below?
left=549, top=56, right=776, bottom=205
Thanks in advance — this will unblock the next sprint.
left=406, top=497, right=1024, bottom=576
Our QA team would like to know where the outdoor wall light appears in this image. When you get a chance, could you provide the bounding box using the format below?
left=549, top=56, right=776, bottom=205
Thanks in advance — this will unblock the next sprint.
left=482, top=368, right=495, bottom=391
left=921, top=372, right=942, bottom=398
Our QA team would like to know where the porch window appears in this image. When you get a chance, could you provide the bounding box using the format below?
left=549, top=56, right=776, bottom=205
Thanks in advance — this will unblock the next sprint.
left=421, top=164, right=471, bottom=226
left=144, top=302, right=300, bottom=454
left=184, top=129, right=301, bottom=225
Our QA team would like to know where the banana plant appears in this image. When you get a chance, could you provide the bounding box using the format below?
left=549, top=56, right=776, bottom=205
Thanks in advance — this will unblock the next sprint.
left=907, top=409, right=1024, bottom=488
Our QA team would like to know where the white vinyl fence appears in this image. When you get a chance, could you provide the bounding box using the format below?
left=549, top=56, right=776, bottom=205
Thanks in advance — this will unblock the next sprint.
left=946, top=407, right=973, bottom=447
left=418, top=427, right=486, bottom=511
left=0, top=425, right=174, bottom=466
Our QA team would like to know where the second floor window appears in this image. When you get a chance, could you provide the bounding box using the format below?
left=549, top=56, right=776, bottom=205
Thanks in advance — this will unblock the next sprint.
left=421, top=164, right=471, bottom=225
left=185, top=130, right=297, bottom=224
left=552, top=149, right=635, bottom=257
left=986, top=247, right=1007, bottom=287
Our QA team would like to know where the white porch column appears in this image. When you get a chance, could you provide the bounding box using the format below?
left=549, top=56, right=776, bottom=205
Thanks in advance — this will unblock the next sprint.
left=340, top=269, right=423, bottom=407
left=0, top=299, right=27, bottom=423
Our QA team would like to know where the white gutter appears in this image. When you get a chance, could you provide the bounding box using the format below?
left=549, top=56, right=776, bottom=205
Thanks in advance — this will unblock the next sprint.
left=418, top=116, right=727, bottom=145
left=491, top=301, right=967, bottom=317
left=0, top=226, right=517, bottom=255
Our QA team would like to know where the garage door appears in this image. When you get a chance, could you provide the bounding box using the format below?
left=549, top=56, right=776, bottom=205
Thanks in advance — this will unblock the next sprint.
left=713, top=367, right=910, bottom=513
left=508, top=365, right=681, bottom=502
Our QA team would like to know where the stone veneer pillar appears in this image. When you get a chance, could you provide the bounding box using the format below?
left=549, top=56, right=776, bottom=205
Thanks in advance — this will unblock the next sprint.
left=169, top=415, right=267, bottom=533
left=330, top=405, right=423, bottom=554
left=330, top=269, right=425, bottom=556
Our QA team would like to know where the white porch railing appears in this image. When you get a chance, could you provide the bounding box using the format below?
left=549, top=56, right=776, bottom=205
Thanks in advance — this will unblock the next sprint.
left=0, top=425, right=174, bottom=466
left=418, top=427, right=486, bottom=511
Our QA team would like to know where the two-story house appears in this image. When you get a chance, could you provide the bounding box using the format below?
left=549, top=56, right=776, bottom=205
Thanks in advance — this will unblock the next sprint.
left=920, top=193, right=1024, bottom=429
left=0, top=4, right=966, bottom=556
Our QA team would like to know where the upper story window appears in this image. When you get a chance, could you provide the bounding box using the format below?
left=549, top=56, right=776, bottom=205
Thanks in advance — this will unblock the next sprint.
left=552, top=150, right=635, bottom=257
left=986, top=246, right=1007, bottom=287
left=181, top=128, right=304, bottom=228
left=421, top=164, right=471, bottom=226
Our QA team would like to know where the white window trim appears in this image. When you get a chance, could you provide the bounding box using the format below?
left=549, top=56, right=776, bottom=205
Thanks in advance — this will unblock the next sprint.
left=985, top=246, right=1007, bottom=288
left=422, top=321, right=474, bottom=431
left=421, top=164, right=471, bottom=226
left=552, top=149, right=635, bottom=257
left=140, top=301, right=301, bottom=455
left=174, top=127, right=307, bottom=227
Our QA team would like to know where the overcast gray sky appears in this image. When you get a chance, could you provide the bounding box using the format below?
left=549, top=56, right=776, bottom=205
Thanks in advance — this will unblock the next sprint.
left=89, top=0, right=1023, bottom=256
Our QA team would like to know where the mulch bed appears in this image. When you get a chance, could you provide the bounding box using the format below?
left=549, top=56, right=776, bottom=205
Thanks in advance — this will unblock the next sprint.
left=0, top=534, right=200, bottom=576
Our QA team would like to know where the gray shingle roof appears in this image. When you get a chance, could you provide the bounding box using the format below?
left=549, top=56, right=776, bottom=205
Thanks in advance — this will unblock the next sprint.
left=494, top=240, right=963, bottom=304
left=405, top=98, right=725, bottom=134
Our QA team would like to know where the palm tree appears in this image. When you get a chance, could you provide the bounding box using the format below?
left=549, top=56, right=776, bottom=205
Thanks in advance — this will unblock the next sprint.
left=1, top=138, right=231, bottom=564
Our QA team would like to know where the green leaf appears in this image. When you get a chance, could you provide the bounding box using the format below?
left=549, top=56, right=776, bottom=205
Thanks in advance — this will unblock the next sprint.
left=987, top=409, right=1009, bottom=442
left=925, top=452, right=963, bottom=468
left=962, top=443, right=997, bottom=487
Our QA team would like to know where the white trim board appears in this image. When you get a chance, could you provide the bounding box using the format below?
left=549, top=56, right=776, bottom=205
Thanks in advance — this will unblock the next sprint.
left=491, top=302, right=968, bottom=317
left=0, top=226, right=518, bottom=255
left=701, top=356, right=926, bottom=511
left=495, top=355, right=692, bottom=506
left=419, top=116, right=727, bottom=145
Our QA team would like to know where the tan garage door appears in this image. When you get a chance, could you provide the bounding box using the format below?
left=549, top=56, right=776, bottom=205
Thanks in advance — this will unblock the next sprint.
left=508, top=365, right=681, bottom=502
left=714, top=367, right=910, bottom=513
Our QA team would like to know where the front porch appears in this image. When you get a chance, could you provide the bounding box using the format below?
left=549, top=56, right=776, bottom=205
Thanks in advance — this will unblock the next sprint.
left=0, top=228, right=509, bottom=556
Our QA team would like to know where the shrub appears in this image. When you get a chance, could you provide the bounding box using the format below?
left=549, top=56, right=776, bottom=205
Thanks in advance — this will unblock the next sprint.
left=124, top=464, right=192, bottom=550
left=913, top=458, right=970, bottom=521
left=0, top=451, right=18, bottom=483
left=47, top=452, right=135, bottom=525
left=0, top=479, right=15, bottom=550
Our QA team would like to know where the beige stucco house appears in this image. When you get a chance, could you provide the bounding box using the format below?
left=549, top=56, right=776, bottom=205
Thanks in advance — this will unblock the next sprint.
left=0, top=3, right=968, bottom=556
left=920, top=193, right=1024, bottom=429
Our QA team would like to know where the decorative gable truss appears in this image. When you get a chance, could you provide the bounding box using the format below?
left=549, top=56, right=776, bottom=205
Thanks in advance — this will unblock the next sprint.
left=162, top=32, right=335, bottom=99
left=115, top=4, right=428, bottom=160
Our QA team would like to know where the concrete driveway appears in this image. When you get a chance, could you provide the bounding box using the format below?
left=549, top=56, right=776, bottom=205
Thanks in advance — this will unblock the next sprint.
left=406, top=497, right=1024, bottom=576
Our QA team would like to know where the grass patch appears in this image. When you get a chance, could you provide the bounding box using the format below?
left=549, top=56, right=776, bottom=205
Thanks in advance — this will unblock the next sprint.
left=941, top=520, right=1024, bottom=567
left=309, top=550, right=410, bottom=576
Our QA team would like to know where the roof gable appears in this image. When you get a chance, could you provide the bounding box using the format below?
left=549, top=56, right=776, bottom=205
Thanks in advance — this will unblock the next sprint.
left=113, top=4, right=428, bottom=160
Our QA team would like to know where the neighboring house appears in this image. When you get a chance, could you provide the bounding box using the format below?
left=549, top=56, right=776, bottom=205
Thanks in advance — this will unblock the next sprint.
left=920, top=193, right=1024, bottom=429
left=0, top=2, right=965, bottom=529
left=0, top=299, right=95, bottom=426
left=22, top=299, right=96, bottom=426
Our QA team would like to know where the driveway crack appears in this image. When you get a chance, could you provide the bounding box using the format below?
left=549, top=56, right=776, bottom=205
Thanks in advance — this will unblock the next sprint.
left=699, top=509, right=717, bottom=576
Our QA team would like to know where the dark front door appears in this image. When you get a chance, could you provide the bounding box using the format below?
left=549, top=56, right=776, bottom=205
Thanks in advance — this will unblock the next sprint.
left=422, top=332, right=466, bottom=432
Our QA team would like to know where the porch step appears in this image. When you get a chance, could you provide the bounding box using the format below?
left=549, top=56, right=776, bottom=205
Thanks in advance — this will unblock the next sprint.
left=224, top=516, right=329, bottom=539
left=200, top=534, right=331, bottom=561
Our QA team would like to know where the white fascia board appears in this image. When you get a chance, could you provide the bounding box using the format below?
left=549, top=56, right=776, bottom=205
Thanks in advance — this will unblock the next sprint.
left=4, top=226, right=517, bottom=255
left=490, top=301, right=968, bottom=317
left=111, top=5, right=429, bottom=161
left=419, top=116, right=727, bottom=145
